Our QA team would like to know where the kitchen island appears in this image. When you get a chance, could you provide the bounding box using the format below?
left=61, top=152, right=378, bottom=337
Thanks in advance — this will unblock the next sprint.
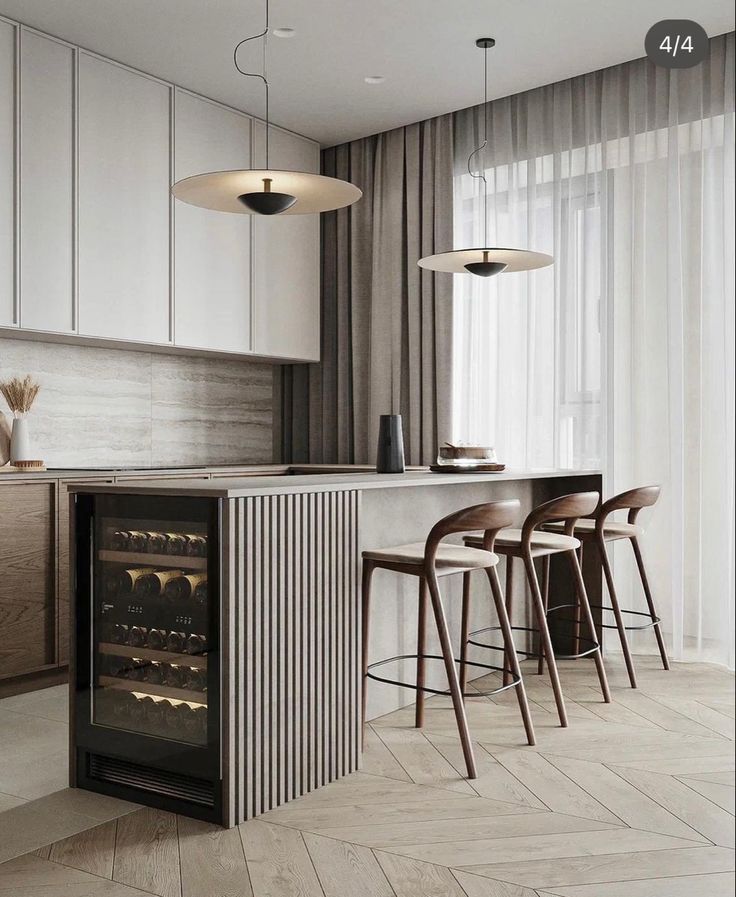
left=69, top=467, right=601, bottom=826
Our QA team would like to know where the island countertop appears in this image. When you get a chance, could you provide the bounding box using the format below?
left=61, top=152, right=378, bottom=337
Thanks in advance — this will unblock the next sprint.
left=67, top=466, right=601, bottom=498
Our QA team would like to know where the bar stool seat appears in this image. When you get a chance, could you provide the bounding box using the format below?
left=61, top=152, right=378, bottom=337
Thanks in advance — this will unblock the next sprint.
left=545, top=519, right=644, bottom=541
left=363, top=542, right=497, bottom=571
left=467, top=529, right=580, bottom=556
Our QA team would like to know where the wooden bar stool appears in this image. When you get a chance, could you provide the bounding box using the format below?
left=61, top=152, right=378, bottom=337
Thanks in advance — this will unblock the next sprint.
left=544, top=485, right=670, bottom=689
left=361, top=499, right=536, bottom=780
left=462, top=492, right=611, bottom=729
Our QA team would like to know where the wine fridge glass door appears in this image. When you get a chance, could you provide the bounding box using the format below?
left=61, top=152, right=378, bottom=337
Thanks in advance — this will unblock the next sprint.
left=91, top=507, right=213, bottom=747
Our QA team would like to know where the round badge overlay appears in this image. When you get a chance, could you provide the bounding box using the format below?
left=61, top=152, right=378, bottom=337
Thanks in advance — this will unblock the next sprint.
left=645, top=20, right=709, bottom=69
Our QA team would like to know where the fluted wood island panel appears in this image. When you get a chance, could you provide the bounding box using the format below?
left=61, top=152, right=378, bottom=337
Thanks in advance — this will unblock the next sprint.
left=222, top=490, right=360, bottom=823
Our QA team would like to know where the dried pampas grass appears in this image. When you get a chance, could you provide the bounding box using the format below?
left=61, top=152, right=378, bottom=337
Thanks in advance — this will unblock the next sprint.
left=0, top=375, right=41, bottom=415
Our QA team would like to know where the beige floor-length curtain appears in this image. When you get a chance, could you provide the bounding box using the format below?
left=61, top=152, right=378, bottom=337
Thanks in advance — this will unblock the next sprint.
left=278, top=114, right=454, bottom=465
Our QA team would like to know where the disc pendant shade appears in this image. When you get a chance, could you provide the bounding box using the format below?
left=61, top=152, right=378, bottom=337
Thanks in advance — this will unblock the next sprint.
left=418, top=38, right=552, bottom=277
left=170, top=0, right=361, bottom=216
left=173, top=169, right=361, bottom=215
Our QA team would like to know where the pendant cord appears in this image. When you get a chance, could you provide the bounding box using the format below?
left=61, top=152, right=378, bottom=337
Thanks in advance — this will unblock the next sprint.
left=467, top=43, right=489, bottom=248
left=234, top=0, right=270, bottom=168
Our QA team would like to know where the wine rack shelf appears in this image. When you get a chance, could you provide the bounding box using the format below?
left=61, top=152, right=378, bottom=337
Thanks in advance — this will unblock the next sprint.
left=98, top=642, right=208, bottom=669
left=98, top=675, right=207, bottom=706
left=98, top=549, right=207, bottom=571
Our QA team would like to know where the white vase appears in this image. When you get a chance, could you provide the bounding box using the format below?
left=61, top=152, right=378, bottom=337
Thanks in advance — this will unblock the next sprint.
left=10, top=416, right=32, bottom=463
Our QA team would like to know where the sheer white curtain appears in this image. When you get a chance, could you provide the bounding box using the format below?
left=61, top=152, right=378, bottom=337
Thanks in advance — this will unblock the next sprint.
left=452, top=33, right=735, bottom=668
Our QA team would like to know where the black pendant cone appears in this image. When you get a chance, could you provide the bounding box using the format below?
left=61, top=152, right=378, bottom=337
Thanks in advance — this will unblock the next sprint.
left=464, top=261, right=508, bottom=277
left=237, top=191, right=297, bottom=215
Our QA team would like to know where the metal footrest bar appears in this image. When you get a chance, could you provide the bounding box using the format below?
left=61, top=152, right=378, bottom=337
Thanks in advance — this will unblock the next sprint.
left=467, top=624, right=538, bottom=658
left=366, top=653, right=521, bottom=697
left=586, top=603, right=662, bottom=631
left=541, top=603, right=602, bottom=658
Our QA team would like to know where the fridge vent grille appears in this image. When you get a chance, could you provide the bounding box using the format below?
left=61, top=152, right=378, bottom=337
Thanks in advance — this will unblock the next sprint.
left=88, top=753, right=215, bottom=807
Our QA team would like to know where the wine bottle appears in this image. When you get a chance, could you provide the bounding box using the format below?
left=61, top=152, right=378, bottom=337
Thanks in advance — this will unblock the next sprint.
left=185, top=534, right=208, bottom=558
left=133, top=569, right=184, bottom=598
left=166, top=631, right=186, bottom=653
left=109, top=568, right=153, bottom=596
left=145, top=662, right=164, bottom=685
left=163, top=573, right=207, bottom=602
left=185, top=633, right=207, bottom=655
left=101, top=655, right=127, bottom=678
left=112, top=692, right=136, bottom=720
left=183, top=667, right=206, bottom=691
left=193, top=580, right=208, bottom=606
left=164, top=533, right=188, bottom=556
left=144, top=697, right=167, bottom=727
left=147, top=628, right=166, bottom=650
left=105, top=622, right=129, bottom=645
left=129, top=695, right=147, bottom=724
left=164, top=701, right=186, bottom=731
left=162, top=664, right=185, bottom=688
left=126, top=531, right=149, bottom=552
left=191, top=704, right=207, bottom=737
left=144, top=531, right=169, bottom=554
left=128, top=625, right=148, bottom=648
left=124, top=658, right=147, bottom=682
left=109, top=530, right=131, bottom=551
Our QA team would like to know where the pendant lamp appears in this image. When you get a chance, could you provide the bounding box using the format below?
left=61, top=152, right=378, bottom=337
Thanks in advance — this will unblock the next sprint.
left=171, top=0, right=361, bottom=216
left=418, top=38, right=552, bottom=276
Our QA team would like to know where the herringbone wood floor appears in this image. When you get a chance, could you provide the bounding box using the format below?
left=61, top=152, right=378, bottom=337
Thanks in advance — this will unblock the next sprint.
left=1, top=656, right=733, bottom=896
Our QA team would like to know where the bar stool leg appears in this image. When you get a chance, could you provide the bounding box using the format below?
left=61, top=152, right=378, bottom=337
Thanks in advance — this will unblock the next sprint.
left=597, top=536, right=638, bottom=689
left=487, top=566, right=536, bottom=746
left=631, top=536, right=670, bottom=671
left=459, top=573, right=471, bottom=697
left=538, top=556, right=550, bottom=676
left=416, top=577, right=428, bottom=728
left=568, top=549, right=612, bottom=703
left=503, top=558, right=514, bottom=686
left=573, top=545, right=583, bottom=656
left=426, top=572, right=477, bottom=778
left=522, top=553, right=568, bottom=727
left=361, top=560, right=375, bottom=749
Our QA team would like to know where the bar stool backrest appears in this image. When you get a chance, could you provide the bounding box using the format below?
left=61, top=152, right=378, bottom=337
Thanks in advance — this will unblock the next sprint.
left=424, top=499, right=520, bottom=568
left=522, top=491, right=600, bottom=542
left=599, top=485, right=661, bottom=525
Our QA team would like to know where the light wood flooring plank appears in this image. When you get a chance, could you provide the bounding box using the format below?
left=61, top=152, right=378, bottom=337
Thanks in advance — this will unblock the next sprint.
left=0, top=854, right=98, bottom=891
left=610, top=755, right=735, bottom=776
left=538, top=871, right=735, bottom=897
left=451, top=868, right=541, bottom=897
left=314, top=813, right=618, bottom=850
left=540, top=735, right=731, bottom=767
left=611, top=766, right=735, bottom=847
left=547, top=757, right=706, bottom=842
left=680, top=770, right=735, bottom=786
left=475, top=845, right=735, bottom=888
left=492, top=751, right=622, bottom=825
left=260, top=795, right=538, bottom=833
left=302, top=833, right=393, bottom=897
left=267, top=772, right=465, bottom=809
left=646, top=696, right=734, bottom=740
left=372, top=728, right=476, bottom=794
left=361, top=726, right=412, bottom=782
left=112, top=807, right=181, bottom=897
left=177, top=814, right=252, bottom=897
left=678, top=777, right=735, bottom=814
left=48, top=819, right=116, bottom=879
left=610, top=690, right=726, bottom=739
left=398, top=828, right=700, bottom=868
left=374, top=850, right=467, bottom=897
left=239, top=820, right=324, bottom=897
left=425, top=735, right=547, bottom=809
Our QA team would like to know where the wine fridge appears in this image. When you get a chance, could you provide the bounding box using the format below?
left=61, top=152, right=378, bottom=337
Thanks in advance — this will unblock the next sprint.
left=72, top=492, right=222, bottom=823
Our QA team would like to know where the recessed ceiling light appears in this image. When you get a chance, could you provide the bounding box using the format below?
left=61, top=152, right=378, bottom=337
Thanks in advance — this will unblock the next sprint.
left=364, top=75, right=385, bottom=85
left=272, top=27, right=296, bottom=38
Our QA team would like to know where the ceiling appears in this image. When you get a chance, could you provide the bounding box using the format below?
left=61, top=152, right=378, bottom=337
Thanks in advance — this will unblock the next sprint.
left=1, top=0, right=733, bottom=146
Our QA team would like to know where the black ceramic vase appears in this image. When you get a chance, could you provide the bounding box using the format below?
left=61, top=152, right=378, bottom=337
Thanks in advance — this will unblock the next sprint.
left=376, top=414, right=405, bottom=474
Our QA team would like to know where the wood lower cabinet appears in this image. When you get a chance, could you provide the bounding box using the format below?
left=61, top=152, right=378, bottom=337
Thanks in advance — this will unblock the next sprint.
left=0, top=482, right=56, bottom=678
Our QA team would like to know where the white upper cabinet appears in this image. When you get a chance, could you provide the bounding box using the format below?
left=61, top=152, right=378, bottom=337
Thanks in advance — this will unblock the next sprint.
left=252, top=123, right=320, bottom=361
left=0, top=21, right=15, bottom=327
left=173, top=90, right=251, bottom=353
left=77, top=54, right=170, bottom=343
left=19, top=31, right=74, bottom=333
